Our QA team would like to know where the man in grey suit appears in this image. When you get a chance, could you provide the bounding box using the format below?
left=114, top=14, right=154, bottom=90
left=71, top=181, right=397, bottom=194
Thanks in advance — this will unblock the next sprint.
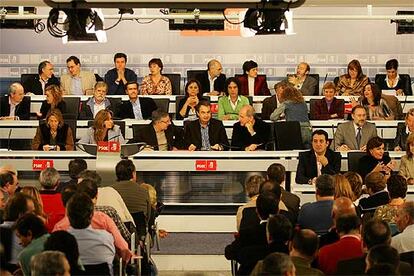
left=286, top=62, right=318, bottom=96
left=332, top=105, right=377, bottom=151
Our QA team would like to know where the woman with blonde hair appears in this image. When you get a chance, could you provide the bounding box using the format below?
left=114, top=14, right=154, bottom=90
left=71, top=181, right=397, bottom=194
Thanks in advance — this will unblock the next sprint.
left=79, top=109, right=125, bottom=144
left=336, top=59, right=369, bottom=96
left=37, top=84, right=66, bottom=119
left=20, top=186, right=47, bottom=223
left=334, top=174, right=355, bottom=201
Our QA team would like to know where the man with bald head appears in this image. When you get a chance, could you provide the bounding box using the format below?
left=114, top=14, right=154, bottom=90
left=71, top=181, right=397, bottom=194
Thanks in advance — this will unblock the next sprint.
left=391, top=201, right=414, bottom=254
left=231, top=105, right=270, bottom=151
left=195, top=59, right=226, bottom=96
left=0, top=83, right=30, bottom=120
left=286, top=62, right=318, bottom=96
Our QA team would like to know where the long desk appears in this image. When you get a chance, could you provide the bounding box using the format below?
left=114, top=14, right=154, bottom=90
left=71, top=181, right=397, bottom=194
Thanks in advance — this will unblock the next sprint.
left=0, top=151, right=411, bottom=204
left=0, top=119, right=405, bottom=141
left=27, top=95, right=414, bottom=116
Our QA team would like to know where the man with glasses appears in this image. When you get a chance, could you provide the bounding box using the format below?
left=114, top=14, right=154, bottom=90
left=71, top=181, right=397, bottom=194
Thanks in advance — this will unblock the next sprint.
left=132, top=109, right=183, bottom=151
left=116, top=81, right=157, bottom=120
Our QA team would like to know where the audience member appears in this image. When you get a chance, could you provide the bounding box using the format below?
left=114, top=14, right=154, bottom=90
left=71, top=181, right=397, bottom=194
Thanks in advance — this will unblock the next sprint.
left=270, top=86, right=312, bottom=148
left=374, top=175, right=407, bottom=225
left=237, top=60, right=270, bottom=96
left=218, top=77, right=250, bottom=120
left=32, top=109, right=74, bottom=151
left=286, top=62, right=318, bottom=96
left=0, top=83, right=30, bottom=120
left=22, top=60, right=60, bottom=95
left=392, top=201, right=414, bottom=254
left=254, top=252, right=296, bottom=276
left=31, top=251, right=70, bottom=276
left=20, top=186, right=47, bottom=223
left=311, top=81, right=344, bottom=119
left=79, top=109, right=126, bottom=144
left=376, top=59, right=412, bottom=96
left=236, top=175, right=265, bottom=231
left=317, top=214, right=363, bottom=275
left=66, top=193, right=116, bottom=271
left=112, top=160, right=151, bottom=226
left=344, top=171, right=366, bottom=205
left=37, top=84, right=66, bottom=120
left=140, top=58, right=172, bottom=95
left=195, top=59, right=226, bottom=96
left=393, top=108, right=414, bottom=151
left=297, top=174, right=334, bottom=235
left=15, top=213, right=49, bottom=275
left=336, top=59, right=369, bottom=96
left=266, top=163, right=300, bottom=215
left=104, top=52, right=137, bottom=95
left=56, top=158, right=87, bottom=192
left=176, top=79, right=207, bottom=120
left=116, top=81, right=158, bottom=120
left=356, top=82, right=394, bottom=120
left=231, top=105, right=269, bottom=151
left=133, top=109, right=183, bottom=150
left=296, top=130, right=341, bottom=184
left=332, top=105, right=377, bottom=151
left=359, top=172, right=390, bottom=215
left=184, top=100, right=229, bottom=151
left=261, top=81, right=288, bottom=120
left=365, top=244, right=400, bottom=274
left=78, top=170, right=134, bottom=225
left=38, top=168, right=66, bottom=232
left=399, top=132, right=414, bottom=182
left=0, top=170, right=18, bottom=203
left=78, top=81, right=119, bottom=119
left=288, top=229, right=324, bottom=276
left=60, top=55, right=96, bottom=95
left=333, top=174, right=354, bottom=200
left=44, top=231, right=83, bottom=275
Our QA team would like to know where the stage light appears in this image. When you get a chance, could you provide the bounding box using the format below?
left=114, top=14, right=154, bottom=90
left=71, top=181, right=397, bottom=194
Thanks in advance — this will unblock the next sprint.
left=242, top=7, right=294, bottom=35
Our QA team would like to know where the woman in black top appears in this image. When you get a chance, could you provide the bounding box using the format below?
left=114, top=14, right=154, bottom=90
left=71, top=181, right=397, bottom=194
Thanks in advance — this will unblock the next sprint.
left=358, top=136, right=394, bottom=179
left=37, top=84, right=66, bottom=119
left=176, top=79, right=207, bottom=120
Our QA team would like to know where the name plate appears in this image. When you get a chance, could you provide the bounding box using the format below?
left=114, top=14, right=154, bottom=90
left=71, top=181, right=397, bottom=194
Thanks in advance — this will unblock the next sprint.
left=195, top=160, right=217, bottom=171
left=32, top=159, right=54, bottom=171
left=97, top=141, right=120, bottom=152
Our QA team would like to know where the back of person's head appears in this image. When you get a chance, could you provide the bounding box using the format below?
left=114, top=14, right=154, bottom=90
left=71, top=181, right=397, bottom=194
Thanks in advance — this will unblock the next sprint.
left=335, top=214, right=360, bottom=234
left=115, top=159, right=135, bottom=181
left=334, top=174, right=355, bottom=200
left=256, top=191, right=279, bottom=220
left=362, top=219, right=391, bottom=249
left=66, top=193, right=94, bottom=229
left=68, top=159, right=87, bottom=180
left=261, top=252, right=295, bottom=276
left=315, top=174, right=335, bottom=197
left=344, top=171, right=363, bottom=199
left=266, top=163, right=286, bottom=184
left=387, top=175, right=407, bottom=199
left=332, top=197, right=357, bottom=218
left=77, top=170, right=102, bottom=187
left=39, top=168, right=60, bottom=189
left=44, top=231, right=79, bottom=270
left=267, top=214, right=292, bottom=244
left=366, top=244, right=400, bottom=272
left=365, top=172, right=387, bottom=194
left=14, top=213, right=47, bottom=239
left=366, top=263, right=397, bottom=275
left=291, top=229, right=319, bottom=259
left=259, top=180, right=282, bottom=200
left=3, top=193, right=31, bottom=221
left=77, top=179, right=98, bottom=200
left=400, top=200, right=414, bottom=223
left=61, top=184, right=77, bottom=207
left=244, top=175, right=265, bottom=198
left=0, top=171, right=14, bottom=188
left=31, top=251, right=69, bottom=276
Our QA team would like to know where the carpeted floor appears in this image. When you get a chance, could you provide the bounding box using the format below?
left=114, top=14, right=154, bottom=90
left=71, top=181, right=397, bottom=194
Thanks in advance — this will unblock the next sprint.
left=152, top=232, right=235, bottom=255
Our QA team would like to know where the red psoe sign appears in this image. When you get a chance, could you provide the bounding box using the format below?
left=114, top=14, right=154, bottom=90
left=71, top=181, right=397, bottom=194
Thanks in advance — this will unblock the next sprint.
left=195, top=160, right=217, bottom=171
left=97, top=141, right=120, bottom=152
left=32, top=159, right=54, bottom=171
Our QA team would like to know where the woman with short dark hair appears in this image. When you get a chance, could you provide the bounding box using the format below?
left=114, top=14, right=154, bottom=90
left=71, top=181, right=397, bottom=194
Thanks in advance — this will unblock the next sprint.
left=376, top=59, right=412, bottom=96
left=140, top=58, right=172, bottom=95
left=217, top=77, right=250, bottom=120
left=236, top=60, right=270, bottom=96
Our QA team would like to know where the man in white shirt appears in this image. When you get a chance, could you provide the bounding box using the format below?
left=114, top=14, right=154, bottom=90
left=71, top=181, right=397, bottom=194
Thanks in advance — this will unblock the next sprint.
left=60, top=56, right=96, bottom=95
left=391, top=201, right=414, bottom=254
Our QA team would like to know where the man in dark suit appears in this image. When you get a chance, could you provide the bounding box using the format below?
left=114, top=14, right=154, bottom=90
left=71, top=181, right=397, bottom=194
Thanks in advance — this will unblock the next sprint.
left=22, top=60, right=60, bottom=95
left=296, top=130, right=341, bottom=185
left=231, top=105, right=270, bottom=151
left=261, top=81, right=288, bottom=120
left=266, top=163, right=300, bottom=216
left=393, top=108, right=414, bottom=151
left=195, top=59, right=226, bottom=96
left=0, top=83, right=30, bottom=120
left=286, top=62, right=318, bottom=96
left=237, top=60, right=270, bottom=96
left=116, top=82, right=157, bottom=120
left=184, top=100, right=229, bottom=151
left=104, top=53, right=137, bottom=95
left=337, top=219, right=413, bottom=275
left=133, top=109, right=183, bottom=150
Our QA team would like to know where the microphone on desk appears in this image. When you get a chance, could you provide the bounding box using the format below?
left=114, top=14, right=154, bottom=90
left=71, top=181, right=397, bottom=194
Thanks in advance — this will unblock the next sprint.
left=331, top=124, right=336, bottom=150
left=7, top=129, right=12, bottom=151
left=109, top=134, right=121, bottom=142
left=323, top=73, right=328, bottom=84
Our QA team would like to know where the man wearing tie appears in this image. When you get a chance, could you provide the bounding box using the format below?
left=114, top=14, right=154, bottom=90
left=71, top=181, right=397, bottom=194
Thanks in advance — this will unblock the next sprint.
left=332, top=105, right=377, bottom=151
